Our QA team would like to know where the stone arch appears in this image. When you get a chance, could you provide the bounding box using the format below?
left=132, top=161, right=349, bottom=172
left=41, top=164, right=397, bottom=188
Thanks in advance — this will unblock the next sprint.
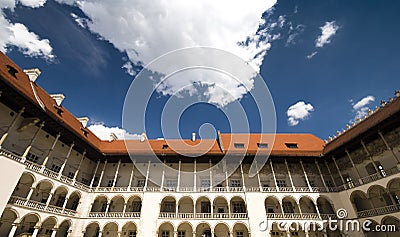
left=233, top=222, right=249, bottom=237
left=317, top=196, right=335, bottom=214
left=109, top=195, right=125, bottom=212
left=177, top=222, right=193, bottom=237
left=178, top=196, right=194, bottom=214
left=30, top=179, right=54, bottom=203
left=55, top=219, right=72, bottom=237
left=230, top=196, right=247, bottom=214
left=213, top=196, right=229, bottom=215
left=126, top=195, right=142, bottom=213
left=364, top=219, right=385, bottom=237
left=122, top=221, right=137, bottom=237
left=381, top=215, right=399, bottom=237
left=367, top=185, right=393, bottom=208
left=102, top=221, right=119, bottom=237
left=91, top=195, right=109, bottom=212
left=65, top=191, right=81, bottom=210
left=39, top=216, right=58, bottom=236
left=265, top=196, right=282, bottom=215
left=214, top=222, right=230, bottom=237
left=196, top=196, right=211, bottom=214
left=350, top=190, right=372, bottom=211
left=281, top=196, right=300, bottom=213
left=15, top=213, right=40, bottom=236
left=160, top=196, right=176, bottom=213
left=196, top=222, right=212, bottom=237
left=299, top=196, right=317, bottom=214
left=50, top=186, right=69, bottom=207
left=84, top=222, right=100, bottom=237
left=158, top=222, right=175, bottom=237
left=12, top=172, right=35, bottom=198
left=0, top=208, right=19, bottom=237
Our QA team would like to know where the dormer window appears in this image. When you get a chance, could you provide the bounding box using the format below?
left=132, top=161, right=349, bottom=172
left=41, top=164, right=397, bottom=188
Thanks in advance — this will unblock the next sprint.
left=257, top=143, right=268, bottom=148
left=162, top=145, right=168, bottom=150
left=54, top=105, right=63, bottom=116
left=234, top=143, right=245, bottom=149
left=285, top=143, right=298, bottom=149
left=6, top=65, right=18, bottom=78
left=81, top=127, right=89, bottom=136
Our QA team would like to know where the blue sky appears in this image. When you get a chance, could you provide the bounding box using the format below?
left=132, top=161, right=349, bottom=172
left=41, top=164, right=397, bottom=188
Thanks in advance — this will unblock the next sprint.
left=1, top=0, right=399, bottom=140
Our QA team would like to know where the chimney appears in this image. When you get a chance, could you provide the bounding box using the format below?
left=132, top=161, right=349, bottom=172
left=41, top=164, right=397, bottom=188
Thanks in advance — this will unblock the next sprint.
left=23, top=68, right=41, bottom=82
left=140, top=133, right=147, bottom=142
left=192, top=132, right=196, bottom=142
left=395, top=90, right=400, bottom=98
left=50, top=94, right=65, bottom=106
left=109, top=133, right=118, bottom=142
left=77, top=117, right=89, bottom=128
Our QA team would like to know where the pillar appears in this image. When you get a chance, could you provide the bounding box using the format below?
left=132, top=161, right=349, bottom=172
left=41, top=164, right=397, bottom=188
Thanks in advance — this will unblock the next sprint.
left=332, top=157, right=345, bottom=185
left=300, top=160, right=312, bottom=191
left=177, top=159, right=181, bottom=191
left=361, top=140, right=382, bottom=176
left=269, top=160, right=279, bottom=190
left=112, top=159, right=121, bottom=189
left=97, top=160, right=107, bottom=188
left=285, top=159, right=295, bottom=191
left=144, top=160, right=151, bottom=191
left=345, top=149, right=363, bottom=183
left=8, top=223, right=18, bottom=237
left=51, top=228, right=57, bottom=237
left=224, top=159, right=229, bottom=190
left=0, top=107, right=24, bottom=147
left=315, top=160, right=328, bottom=190
left=209, top=158, right=213, bottom=190
left=32, top=225, right=40, bottom=237
left=62, top=197, right=69, bottom=209
left=21, top=121, right=44, bottom=161
left=58, top=143, right=75, bottom=178
left=41, top=133, right=61, bottom=169
left=45, top=192, right=54, bottom=207
left=128, top=161, right=135, bottom=189
left=26, top=187, right=35, bottom=200
left=194, top=159, right=197, bottom=191
left=255, top=160, right=262, bottom=191
left=378, top=131, right=399, bottom=163
left=72, top=151, right=86, bottom=183
left=89, top=160, right=100, bottom=188
left=240, top=162, right=246, bottom=190
left=123, top=202, right=127, bottom=214
left=324, top=160, right=337, bottom=187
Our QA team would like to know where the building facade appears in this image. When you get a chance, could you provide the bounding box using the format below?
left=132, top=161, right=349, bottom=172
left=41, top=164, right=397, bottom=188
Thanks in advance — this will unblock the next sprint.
left=0, top=52, right=399, bottom=237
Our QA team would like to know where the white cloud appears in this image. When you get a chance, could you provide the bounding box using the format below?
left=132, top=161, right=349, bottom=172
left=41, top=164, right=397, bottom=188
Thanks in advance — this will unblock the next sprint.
left=315, top=21, right=339, bottom=48
left=18, top=0, right=46, bottom=8
left=56, top=0, right=278, bottom=107
left=306, top=51, right=317, bottom=59
left=352, top=95, right=375, bottom=120
left=70, top=13, right=86, bottom=28
left=88, top=123, right=140, bottom=140
left=121, top=61, right=136, bottom=76
left=285, top=24, right=305, bottom=46
left=0, top=1, right=55, bottom=60
left=286, top=101, right=314, bottom=126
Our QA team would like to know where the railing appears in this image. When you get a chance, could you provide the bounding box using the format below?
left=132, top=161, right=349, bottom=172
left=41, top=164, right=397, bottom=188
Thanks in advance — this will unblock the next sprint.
left=0, top=148, right=22, bottom=162
left=146, top=187, right=161, bottom=192
left=88, top=212, right=140, bottom=218
left=229, top=187, right=244, bottom=192
left=357, top=204, right=400, bottom=218
left=361, top=173, right=381, bottom=184
left=301, top=213, right=320, bottom=219
left=8, top=196, right=77, bottom=216
left=177, top=213, right=195, bottom=218
left=159, top=212, right=176, bottom=218
left=160, top=212, right=247, bottom=219
left=130, top=187, right=144, bottom=192
left=266, top=213, right=284, bottom=219
left=279, top=187, right=294, bottom=192
left=294, top=187, right=310, bottom=192
left=213, top=187, right=227, bottom=192
left=320, top=214, right=337, bottom=220
left=230, top=213, right=248, bottom=219
left=262, top=187, right=277, bottom=192
left=195, top=213, right=212, bottom=219
left=246, top=187, right=261, bottom=192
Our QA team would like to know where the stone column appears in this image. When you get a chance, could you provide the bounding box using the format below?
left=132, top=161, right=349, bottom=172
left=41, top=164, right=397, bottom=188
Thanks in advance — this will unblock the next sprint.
left=128, top=162, right=135, bottom=189
left=224, top=159, right=229, bottom=191
left=97, top=160, right=108, bottom=189
left=41, top=133, right=61, bottom=169
left=240, top=162, right=246, bottom=190
left=51, top=228, right=58, bottom=237
left=345, top=149, right=363, bottom=183
left=26, top=186, right=35, bottom=200
left=378, top=131, right=399, bottom=163
left=300, top=160, right=312, bottom=191
left=269, top=160, right=279, bottom=190
left=72, top=151, right=86, bottom=183
left=285, top=159, right=295, bottom=191
left=112, top=159, right=121, bottom=190
left=62, top=197, right=69, bottom=209
left=315, top=160, right=328, bottom=191
left=21, top=121, right=45, bottom=161
left=45, top=192, right=54, bottom=207
left=8, top=223, right=18, bottom=237
left=144, top=161, right=151, bottom=191
left=324, top=160, right=337, bottom=187
left=361, top=140, right=382, bottom=175
left=32, top=225, right=40, bottom=237
left=209, top=159, right=213, bottom=191
left=194, top=159, right=197, bottom=191
left=177, top=159, right=181, bottom=191
left=89, top=160, right=100, bottom=188
left=255, top=160, right=262, bottom=191
left=0, top=107, right=24, bottom=147
left=332, top=157, right=345, bottom=185
left=58, top=143, right=75, bottom=178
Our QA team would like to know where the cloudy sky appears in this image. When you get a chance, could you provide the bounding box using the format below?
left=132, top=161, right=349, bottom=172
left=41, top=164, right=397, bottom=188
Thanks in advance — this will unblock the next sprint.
left=1, top=0, right=399, bottom=140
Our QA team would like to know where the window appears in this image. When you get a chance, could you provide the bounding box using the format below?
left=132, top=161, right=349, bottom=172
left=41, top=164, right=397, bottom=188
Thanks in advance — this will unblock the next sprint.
left=257, top=143, right=268, bottom=148
left=131, top=201, right=142, bottom=212
left=236, top=231, right=244, bottom=237
left=231, top=179, right=242, bottom=187
left=166, top=179, right=177, bottom=187
left=285, top=143, right=298, bottom=149
left=162, top=145, right=169, bottom=150
left=56, top=196, right=65, bottom=207
left=161, top=202, right=175, bottom=212
left=101, top=203, right=107, bottom=212
left=201, top=202, right=211, bottom=213
left=67, top=172, right=74, bottom=179
left=107, top=180, right=113, bottom=187
left=201, top=179, right=210, bottom=188
left=81, top=177, right=89, bottom=185
left=218, top=208, right=225, bottom=213
left=26, top=152, right=39, bottom=163
left=161, top=231, right=170, bottom=237
left=128, top=231, right=137, bottom=237
left=271, top=231, right=280, bottom=236
left=234, top=143, right=245, bottom=149
left=178, top=231, right=185, bottom=237
left=232, top=202, right=246, bottom=213
left=291, top=232, right=299, bottom=236
left=309, top=179, right=315, bottom=187
left=137, top=179, right=145, bottom=187
left=325, top=179, right=333, bottom=187
left=50, top=164, right=61, bottom=172
left=282, top=201, right=294, bottom=213
left=276, top=179, right=286, bottom=187
left=267, top=208, right=274, bottom=213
